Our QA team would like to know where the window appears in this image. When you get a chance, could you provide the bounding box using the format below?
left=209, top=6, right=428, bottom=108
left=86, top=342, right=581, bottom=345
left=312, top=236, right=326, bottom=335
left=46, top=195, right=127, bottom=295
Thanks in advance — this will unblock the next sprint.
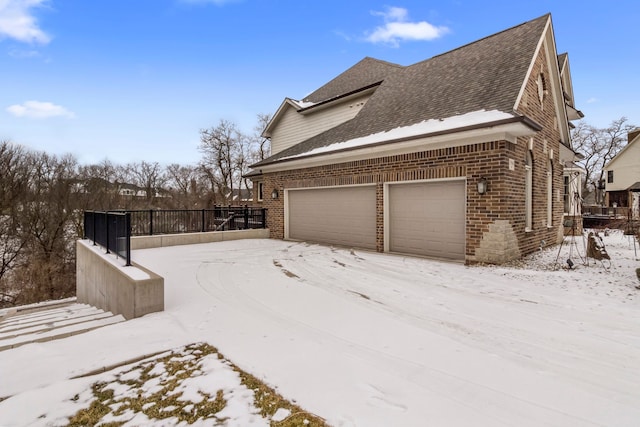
left=607, top=170, right=614, bottom=183
left=563, top=175, right=570, bottom=214
left=525, top=150, right=533, bottom=231
left=547, top=160, right=553, bottom=227
left=537, top=73, right=547, bottom=106
left=257, top=182, right=264, bottom=201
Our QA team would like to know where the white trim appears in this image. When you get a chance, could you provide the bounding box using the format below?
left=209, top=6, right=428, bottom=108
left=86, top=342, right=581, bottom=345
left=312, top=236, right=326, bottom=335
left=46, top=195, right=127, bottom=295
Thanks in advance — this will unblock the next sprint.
left=513, top=16, right=549, bottom=111
left=260, top=123, right=531, bottom=174
left=383, top=178, right=466, bottom=253
left=262, top=98, right=299, bottom=138
left=257, top=182, right=264, bottom=202
left=513, top=16, right=571, bottom=146
left=604, top=132, right=639, bottom=169
left=525, top=150, right=533, bottom=231
left=547, top=160, right=553, bottom=227
left=287, top=183, right=376, bottom=192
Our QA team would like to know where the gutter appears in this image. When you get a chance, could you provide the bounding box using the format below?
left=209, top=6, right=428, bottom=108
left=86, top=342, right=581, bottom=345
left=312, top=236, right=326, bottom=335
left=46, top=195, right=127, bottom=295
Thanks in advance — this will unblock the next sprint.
left=253, top=115, right=542, bottom=168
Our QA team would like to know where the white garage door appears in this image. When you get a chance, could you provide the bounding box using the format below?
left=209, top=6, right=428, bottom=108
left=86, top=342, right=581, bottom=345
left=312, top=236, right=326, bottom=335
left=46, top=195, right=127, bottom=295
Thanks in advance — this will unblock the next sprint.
left=388, top=180, right=465, bottom=260
left=288, top=186, right=376, bottom=250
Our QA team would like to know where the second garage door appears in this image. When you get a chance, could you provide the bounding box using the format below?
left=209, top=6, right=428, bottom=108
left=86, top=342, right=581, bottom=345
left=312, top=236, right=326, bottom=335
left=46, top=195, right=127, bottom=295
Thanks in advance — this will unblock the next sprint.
left=288, top=186, right=376, bottom=250
left=388, top=180, right=465, bottom=260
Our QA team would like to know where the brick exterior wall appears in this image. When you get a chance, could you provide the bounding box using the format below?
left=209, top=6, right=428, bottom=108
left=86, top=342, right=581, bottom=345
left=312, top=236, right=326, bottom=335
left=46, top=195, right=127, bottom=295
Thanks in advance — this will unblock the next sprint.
left=260, top=43, right=567, bottom=264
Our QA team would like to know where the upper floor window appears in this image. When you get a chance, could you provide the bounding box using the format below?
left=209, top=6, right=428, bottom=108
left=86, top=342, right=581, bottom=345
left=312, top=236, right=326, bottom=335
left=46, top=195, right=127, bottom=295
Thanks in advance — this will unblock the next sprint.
left=525, top=150, right=533, bottom=231
left=563, top=175, right=570, bottom=214
left=257, top=182, right=264, bottom=201
left=607, top=170, right=614, bottom=183
left=537, top=73, right=547, bottom=107
left=547, top=160, right=553, bottom=227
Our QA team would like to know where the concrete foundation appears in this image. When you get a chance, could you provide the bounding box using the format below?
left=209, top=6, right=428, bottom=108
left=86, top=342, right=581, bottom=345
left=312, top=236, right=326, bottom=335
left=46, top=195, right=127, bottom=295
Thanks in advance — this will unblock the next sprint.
left=474, top=220, right=522, bottom=264
left=76, top=240, right=164, bottom=320
left=130, top=228, right=270, bottom=250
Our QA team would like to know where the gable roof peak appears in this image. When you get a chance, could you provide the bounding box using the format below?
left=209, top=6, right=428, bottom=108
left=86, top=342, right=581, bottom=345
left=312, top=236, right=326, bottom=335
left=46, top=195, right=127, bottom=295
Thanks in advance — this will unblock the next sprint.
left=424, top=13, right=551, bottom=65
left=302, top=56, right=403, bottom=104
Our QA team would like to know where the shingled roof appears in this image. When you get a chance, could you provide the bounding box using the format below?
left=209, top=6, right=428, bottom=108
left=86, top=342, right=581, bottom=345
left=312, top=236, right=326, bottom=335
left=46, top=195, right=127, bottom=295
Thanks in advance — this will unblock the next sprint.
left=302, top=57, right=403, bottom=104
left=254, top=14, right=551, bottom=167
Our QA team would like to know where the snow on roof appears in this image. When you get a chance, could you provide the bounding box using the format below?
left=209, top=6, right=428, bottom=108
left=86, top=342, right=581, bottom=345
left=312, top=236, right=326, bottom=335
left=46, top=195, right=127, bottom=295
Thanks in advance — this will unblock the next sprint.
left=279, top=109, right=515, bottom=161
left=290, top=99, right=317, bottom=109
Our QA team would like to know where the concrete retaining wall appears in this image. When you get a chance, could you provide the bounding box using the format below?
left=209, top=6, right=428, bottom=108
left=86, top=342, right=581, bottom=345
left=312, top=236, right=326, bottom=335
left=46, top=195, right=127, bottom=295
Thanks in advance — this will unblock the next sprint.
left=76, top=240, right=164, bottom=320
left=77, top=229, right=269, bottom=319
left=130, top=228, right=270, bottom=250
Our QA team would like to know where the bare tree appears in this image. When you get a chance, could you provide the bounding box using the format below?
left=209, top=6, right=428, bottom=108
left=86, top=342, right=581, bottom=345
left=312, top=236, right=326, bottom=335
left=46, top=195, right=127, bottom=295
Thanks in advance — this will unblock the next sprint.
left=0, top=141, right=31, bottom=305
left=572, top=117, right=636, bottom=204
left=199, top=119, right=243, bottom=204
left=8, top=151, right=79, bottom=304
left=165, top=163, right=207, bottom=209
left=252, top=113, right=272, bottom=162
left=126, top=160, right=167, bottom=207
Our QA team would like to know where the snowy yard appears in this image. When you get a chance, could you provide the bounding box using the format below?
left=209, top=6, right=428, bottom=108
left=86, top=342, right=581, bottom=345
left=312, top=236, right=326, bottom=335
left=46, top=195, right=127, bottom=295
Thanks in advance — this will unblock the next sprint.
left=1, top=230, right=639, bottom=426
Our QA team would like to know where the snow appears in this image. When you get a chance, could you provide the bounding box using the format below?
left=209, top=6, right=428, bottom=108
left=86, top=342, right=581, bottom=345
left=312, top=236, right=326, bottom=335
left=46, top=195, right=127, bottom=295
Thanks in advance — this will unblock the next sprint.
left=292, top=99, right=318, bottom=109
left=85, top=241, right=151, bottom=280
left=0, top=230, right=639, bottom=426
left=280, top=109, right=515, bottom=160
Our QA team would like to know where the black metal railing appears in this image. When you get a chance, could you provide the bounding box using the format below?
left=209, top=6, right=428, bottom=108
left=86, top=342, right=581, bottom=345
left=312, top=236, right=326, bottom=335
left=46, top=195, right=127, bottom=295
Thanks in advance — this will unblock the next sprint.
left=119, top=206, right=267, bottom=236
left=84, top=211, right=132, bottom=266
left=582, top=205, right=629, bottom=218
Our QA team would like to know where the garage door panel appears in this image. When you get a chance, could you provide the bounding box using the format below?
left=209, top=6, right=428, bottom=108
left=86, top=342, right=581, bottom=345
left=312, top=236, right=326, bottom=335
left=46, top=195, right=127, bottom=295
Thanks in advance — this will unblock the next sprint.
left=389, top=181, right=465, bottom=260
left=288, top=186, right=376, bottom=250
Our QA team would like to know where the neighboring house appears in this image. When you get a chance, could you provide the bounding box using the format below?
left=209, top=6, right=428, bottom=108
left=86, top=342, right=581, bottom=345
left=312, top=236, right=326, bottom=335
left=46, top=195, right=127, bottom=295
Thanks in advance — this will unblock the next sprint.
left=227, top=188, right=253, bottom=204
left=248, top=14, right=583, bottom=264
left=603, top=128, right=640, bottom=219
left=117, top=184, right=147, bottom=198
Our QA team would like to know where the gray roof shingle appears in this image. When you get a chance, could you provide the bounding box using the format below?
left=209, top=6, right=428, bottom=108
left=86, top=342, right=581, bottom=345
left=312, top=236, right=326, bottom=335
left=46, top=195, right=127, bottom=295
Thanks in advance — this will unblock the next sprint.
left=255, top=14, right=550, bottom=167
left=303, top=57, right=403, bottom=104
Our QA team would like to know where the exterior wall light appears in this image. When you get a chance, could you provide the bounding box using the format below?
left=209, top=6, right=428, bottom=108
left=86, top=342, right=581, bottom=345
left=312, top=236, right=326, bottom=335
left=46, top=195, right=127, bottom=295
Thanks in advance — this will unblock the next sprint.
left=271, top=189, right=279, bottom=200
left=477, top=177, right=488, bottom=195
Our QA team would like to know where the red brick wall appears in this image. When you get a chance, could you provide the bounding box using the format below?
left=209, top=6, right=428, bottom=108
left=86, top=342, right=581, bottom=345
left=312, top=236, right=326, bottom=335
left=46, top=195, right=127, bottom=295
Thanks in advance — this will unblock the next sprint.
left=261, top=42, right=566, bottom=263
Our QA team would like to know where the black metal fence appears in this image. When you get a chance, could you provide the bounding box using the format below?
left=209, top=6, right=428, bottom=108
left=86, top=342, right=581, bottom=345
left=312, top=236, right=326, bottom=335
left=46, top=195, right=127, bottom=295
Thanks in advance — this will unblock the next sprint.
left=582, top=205, right=630, bottom=218
left=125, top=207, right=267, bottom=236
left=84, top=211, right=132, bottom=266
left=83, top=207, right=266, bottom=265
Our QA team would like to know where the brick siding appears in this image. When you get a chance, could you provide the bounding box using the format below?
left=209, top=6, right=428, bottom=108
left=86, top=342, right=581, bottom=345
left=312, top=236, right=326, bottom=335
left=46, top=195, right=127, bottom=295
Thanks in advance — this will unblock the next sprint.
left=261, top=44, right=566, bottom=264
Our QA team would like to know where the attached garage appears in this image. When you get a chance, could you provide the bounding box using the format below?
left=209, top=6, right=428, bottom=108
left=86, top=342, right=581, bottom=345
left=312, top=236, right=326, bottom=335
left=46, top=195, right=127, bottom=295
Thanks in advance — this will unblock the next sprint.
left=287, top=185, right=376, bottom=250
left=387, top=180, right=466, bottom=261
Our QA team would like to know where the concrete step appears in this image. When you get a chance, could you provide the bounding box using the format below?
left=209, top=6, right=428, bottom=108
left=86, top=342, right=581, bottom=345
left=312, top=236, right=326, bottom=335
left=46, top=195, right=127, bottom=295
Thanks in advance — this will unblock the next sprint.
left=0, top=299, right=125, bottom=352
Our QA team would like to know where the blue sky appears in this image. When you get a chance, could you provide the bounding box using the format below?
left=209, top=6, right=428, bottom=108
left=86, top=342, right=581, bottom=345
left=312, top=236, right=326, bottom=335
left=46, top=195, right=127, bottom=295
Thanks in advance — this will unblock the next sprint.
left=1, top=1, right=638, bottom=165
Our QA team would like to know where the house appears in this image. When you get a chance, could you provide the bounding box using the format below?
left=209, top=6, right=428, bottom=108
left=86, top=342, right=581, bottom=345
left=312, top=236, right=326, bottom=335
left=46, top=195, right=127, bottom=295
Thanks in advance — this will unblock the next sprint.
left=248, top=14, right=584, bottom=264
left=227, top=188, right=253, bottom=204
left=603, top=128, right=640, bottom=219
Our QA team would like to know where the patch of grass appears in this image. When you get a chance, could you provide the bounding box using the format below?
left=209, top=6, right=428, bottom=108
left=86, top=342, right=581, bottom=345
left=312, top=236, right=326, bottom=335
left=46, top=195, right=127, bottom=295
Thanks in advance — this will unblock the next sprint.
left=66, top=343, right=329, bottom=426
left=67, top=383, right=113, bottom=426
left=236, top=369, right=329, bottom=427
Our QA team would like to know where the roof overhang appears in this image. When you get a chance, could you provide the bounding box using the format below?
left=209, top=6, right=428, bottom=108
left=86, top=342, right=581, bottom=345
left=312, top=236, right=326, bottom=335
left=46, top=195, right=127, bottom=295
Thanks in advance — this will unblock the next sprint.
left=566, top=104, right=584, bottom=121
left=297, top=83, right=381, bottom=115
left=255, top=116, right=541, bottom=173
left=262, top=98, right=300, bottom=138
left=627, top=182, right=640, bottom=192
left=262, top=82, right=383, bottom=139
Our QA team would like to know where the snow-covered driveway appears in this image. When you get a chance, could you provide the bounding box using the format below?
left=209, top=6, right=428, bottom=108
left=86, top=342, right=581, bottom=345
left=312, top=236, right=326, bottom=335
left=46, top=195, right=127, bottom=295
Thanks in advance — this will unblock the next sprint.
left=136, top=238, right=640, bottom=426
left=1, top=236, right=639, bottom=426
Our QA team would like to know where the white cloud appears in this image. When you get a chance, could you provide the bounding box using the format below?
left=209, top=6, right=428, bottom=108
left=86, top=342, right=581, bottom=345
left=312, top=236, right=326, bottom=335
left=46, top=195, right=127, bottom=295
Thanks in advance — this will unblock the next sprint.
left=586, top=97, right=598, bottom=104
left=6, top=100, right=75, bottom=119
left=8, top=46, right=40, bottom=57
left=0, top=0, right=51, bottom=44
left=366, top=7, right=448, bottom=47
